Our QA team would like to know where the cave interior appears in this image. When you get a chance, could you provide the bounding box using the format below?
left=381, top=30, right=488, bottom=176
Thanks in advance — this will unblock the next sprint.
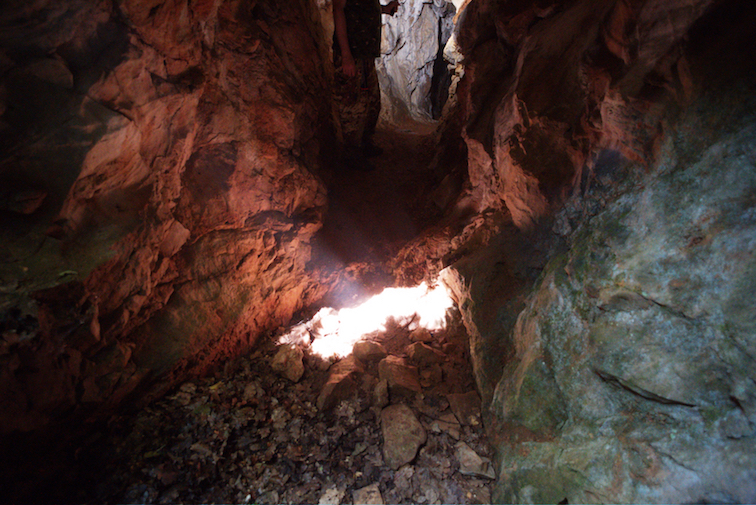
left=1, top=0, right=755, bottom=503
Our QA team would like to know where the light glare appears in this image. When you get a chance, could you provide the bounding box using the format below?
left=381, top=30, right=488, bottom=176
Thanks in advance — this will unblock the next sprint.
left=279, top=281, right=454, bottom=358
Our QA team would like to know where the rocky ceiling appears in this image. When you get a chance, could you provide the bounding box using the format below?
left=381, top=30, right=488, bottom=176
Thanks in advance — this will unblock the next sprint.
left=1, top=0, right=755, bottom=502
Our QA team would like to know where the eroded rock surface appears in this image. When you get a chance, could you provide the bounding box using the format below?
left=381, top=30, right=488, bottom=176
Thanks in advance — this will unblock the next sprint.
left=378, top=0, right=456, bottom=122
left=440, top=0, right=756, bottom=501
left=0, top=0, right=333, bottom=435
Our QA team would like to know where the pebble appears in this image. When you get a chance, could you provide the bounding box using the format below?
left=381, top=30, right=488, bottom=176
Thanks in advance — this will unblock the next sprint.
left=318, top=487, right=345, bottom=505
left=352, top=483, right=383, bottom=504
left=455, top=441, right=496, bottom=479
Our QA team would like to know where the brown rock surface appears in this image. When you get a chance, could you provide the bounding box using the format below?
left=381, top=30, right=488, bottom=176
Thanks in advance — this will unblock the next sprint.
left=353, top=340, right=388, bottom=363
left=270, top=344, right=305, bottom=382
left=407, top=341, right=445, bottom=365
left=0, top=0, right=334, bottom=433
left=317, top=355, right=365, bottom=411
left=378, top=355, right=422, bottom=398
left=380, top=403, right=427, bottom=470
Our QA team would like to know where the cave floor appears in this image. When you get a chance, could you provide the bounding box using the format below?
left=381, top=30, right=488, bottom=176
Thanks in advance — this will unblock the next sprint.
left=85, top=307, right=493, bottom=504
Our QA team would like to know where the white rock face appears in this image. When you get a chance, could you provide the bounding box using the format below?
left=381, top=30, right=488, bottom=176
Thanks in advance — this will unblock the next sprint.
left=378, top=0, right=456, bottom=123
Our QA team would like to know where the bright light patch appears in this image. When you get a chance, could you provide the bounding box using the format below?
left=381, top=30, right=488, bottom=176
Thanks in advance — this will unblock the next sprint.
left=279, top=281, right=454, bottom=359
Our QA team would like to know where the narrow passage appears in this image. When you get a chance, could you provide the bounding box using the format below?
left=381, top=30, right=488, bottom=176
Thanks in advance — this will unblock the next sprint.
left=75, top=123, right=495, bottom=504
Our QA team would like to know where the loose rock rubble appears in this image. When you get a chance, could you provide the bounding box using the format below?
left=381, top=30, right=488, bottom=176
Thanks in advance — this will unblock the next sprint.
left=89, top=308, right=493, bottom=504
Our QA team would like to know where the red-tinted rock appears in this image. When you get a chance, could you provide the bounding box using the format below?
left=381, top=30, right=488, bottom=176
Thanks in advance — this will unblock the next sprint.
left=378, top=356, right=422, bottom=398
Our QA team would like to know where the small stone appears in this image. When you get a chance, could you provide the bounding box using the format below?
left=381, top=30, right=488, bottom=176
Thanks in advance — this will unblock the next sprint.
left=373, top=379, right=389, bottom=408
left=408, top=342, right=446, bottom=365
left=455, top=441, right=495, bottom=479
left=409, top=327, right=434, bottom=343
left=353, top=340, right=387, bottom=362
left=381, top=404, right=427, bottom=470
left=270, top=344, right=304, bottom=382
left=317, top=355, right=364, bottom=410
left=430, top=412, right=461, bottom=440
left=447, top=390, right=481, bottom=426
left=318, top=487, right=345, bottom=505
left=352, top=483, right=383, bottom=504
left=378, top=356, right=421, bottom=398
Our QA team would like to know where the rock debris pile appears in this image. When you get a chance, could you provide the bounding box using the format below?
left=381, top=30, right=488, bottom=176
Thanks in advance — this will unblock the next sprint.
left=93, top=308, right=493, bottom=504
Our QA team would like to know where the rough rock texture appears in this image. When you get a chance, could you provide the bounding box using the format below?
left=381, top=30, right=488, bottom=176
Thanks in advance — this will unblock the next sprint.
left=378, top=0, right=456, bottom=122
left=0, top=0, right=334, bottom=435
left=440, top=0, right=756, bottom=501
left=380, top=403, right=427, bottom=470
left=453, top=0, right=714, bottom=229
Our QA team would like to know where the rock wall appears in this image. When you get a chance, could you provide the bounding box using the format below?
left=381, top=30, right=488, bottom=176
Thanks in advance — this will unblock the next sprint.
left=0, top=0, right=334, bottom=434
left=378, top=0, right=456, bottom=122
left=442, top=0, right=756, bottom=501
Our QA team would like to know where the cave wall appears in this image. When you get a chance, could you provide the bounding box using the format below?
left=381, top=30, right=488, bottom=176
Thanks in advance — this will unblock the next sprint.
left=442, top=0, right=756, bottom=501
left=378, top=0, right=456, bottom=123
left=0, top=0, right=334, bottom=434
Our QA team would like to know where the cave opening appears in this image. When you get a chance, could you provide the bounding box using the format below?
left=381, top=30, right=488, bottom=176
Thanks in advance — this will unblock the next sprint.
left=2, top=0, right=756, bottom=503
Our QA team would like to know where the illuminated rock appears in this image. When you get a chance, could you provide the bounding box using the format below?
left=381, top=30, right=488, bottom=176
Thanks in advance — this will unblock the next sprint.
left=270, top=344, right=305, bottom=383
left=353, top=340, right=388, bottom=362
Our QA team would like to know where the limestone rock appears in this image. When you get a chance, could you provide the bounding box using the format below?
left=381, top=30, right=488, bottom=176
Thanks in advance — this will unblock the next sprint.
left=455, top=442, right=495, bottom=480
left=381, top=404, right=427, bottom=470
left=0, top=0, right=333, bottom=434
left=353, top=340, right=387, bottom=362
left=270, top=345, right=304, bottom=382
left=407, top=342, right=445, bottom=365
left=447, top=2, right=756, bottom=498
left=409, top=327, right=433, bottom=343
left=378, top=0, right=455, bottom=122
left=317, top=355, right=365, bottom=411
left=378, top=356, right=422, bottom=398
left=352, top=483, right=383, bottom=505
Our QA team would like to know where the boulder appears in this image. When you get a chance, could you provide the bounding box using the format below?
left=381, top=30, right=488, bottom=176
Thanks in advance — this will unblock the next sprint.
left=317, top=355, right=365, bottom=411
left=378, top=356, right=422, bottom=398
left=407, top=342, right=445, bottom=365
left=381, top=404, right=427, bottom=470
left=409, top=327, right=433, bottom=343
left=353, top=340, right=387, bottom=362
